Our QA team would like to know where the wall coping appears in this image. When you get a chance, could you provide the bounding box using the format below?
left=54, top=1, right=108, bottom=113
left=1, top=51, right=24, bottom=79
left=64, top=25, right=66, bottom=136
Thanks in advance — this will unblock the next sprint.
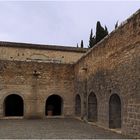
left=0, top=41, right=88, bottom=53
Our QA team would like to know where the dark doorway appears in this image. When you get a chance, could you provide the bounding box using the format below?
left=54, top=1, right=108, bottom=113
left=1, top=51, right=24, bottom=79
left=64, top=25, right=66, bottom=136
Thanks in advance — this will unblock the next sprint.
left=45, top=95, right=62, bottom=116
left=109, top=94, right=121, bottom=129
left=4, top=94, right=23, bottom=116
left=88, top=92, right=97, bottom=122
left=75, top=94, right=81, bottom=116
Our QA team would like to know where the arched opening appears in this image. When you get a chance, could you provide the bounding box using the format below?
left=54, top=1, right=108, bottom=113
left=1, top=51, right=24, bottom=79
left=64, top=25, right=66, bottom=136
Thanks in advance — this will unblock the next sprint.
left=109, top=94, right=121, bottom=129
left=4, top=94, right=23, bottom=116
left=75, top=94, right=81, bottom=116
left=88, top=92, right=97, bottom=122
left=45, top=95, right=62, bottom=116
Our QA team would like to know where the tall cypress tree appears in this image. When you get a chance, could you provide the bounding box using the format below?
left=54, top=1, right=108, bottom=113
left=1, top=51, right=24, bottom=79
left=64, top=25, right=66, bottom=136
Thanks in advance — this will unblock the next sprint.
left=89, top=29, right=96, bottom=48
left=105, top=26, right=108, bottom=35
left=76, top=43, right=79, bottom=48
left=88, top=22, right=108, bottom=48
left=115, top=21, right=118, bottom=29
left=80, top=40, right=84, bottom=48
left=89, top=29, right=93, bottom=48
left=95, top=21, right=108, bottom=44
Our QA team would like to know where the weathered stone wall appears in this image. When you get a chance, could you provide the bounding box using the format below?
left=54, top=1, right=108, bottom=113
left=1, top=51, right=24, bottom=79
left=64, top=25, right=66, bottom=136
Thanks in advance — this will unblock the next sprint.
left=0, top=8, right=139, bottom=139
left=0, top=60, right=75, bottom=118
left=74, top=10, right=140, bottom=138
left=0, top=43, right=86, bottom=64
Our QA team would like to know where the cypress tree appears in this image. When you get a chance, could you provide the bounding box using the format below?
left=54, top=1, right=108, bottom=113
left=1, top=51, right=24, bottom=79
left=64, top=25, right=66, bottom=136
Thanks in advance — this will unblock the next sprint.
left=87, top=22, right=109, bottom=48
left=80, top=40, right=84, bottom=48
left=95, top=21, right=108, bottom=44
left=89, top=29, right=93, bottom=48
left=89, top=29, right=96, bottom=48
left=105, top=25, right=108, bottom=35
left=115, top=21, right=118, bottom=29
left=76, top=43, right=79, bottom=48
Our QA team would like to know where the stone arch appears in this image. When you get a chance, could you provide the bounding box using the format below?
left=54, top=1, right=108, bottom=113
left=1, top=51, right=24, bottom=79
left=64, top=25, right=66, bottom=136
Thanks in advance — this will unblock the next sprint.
left=4, top=94, right=24, bottom=116
left=45, top=94, right=63, bottom=116
left=75, top=94, right=81, bottom=116
left=109, top=94, right=121, bottom=129
left=88, top=92, right=97, bottom=122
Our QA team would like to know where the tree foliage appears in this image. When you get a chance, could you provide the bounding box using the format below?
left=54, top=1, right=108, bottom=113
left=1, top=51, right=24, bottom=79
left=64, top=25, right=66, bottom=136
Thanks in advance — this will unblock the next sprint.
left=115, top=21, right=119, bottom=29
left=96, top=21, right=108, bottom=43
left=89, top=29, right=96, bottom=48
left=80, top=40, right=84, bottom=48
left=76, top=43, right=79, bottom=48
left=88, top=21, right=108, bottom=48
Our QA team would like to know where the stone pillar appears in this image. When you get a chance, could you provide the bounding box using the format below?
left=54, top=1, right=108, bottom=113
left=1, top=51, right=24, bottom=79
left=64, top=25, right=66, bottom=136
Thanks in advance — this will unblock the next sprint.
left=25, top=70, right=42, bottom=119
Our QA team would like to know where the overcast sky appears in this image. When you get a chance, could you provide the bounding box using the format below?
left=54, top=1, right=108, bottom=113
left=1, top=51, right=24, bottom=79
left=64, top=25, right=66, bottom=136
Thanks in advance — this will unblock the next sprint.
left=0, top=1, right=140, bottom=47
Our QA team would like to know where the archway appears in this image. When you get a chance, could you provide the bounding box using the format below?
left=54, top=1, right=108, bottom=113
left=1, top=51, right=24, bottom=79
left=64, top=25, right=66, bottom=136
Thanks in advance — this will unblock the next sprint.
left=45, top=95, right=62, bottom=116
left=75, top=94, right=81, bottom=116
left=109, top=94, right=121, bottom=129
left=4, top=94, right=23, bottom=116
left=88, top=92, right=97, bottom=122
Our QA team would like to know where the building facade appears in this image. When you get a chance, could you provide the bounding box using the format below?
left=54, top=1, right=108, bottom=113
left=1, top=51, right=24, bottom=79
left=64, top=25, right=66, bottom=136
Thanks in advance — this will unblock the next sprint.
left=0, top=10, right=140, bottom=138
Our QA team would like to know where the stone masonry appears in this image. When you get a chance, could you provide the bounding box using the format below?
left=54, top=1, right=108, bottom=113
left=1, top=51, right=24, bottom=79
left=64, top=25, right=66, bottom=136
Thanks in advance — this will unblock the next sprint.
left=74, top=9, right=140, bottom=138
left=0, top=9, right=140, bottom=138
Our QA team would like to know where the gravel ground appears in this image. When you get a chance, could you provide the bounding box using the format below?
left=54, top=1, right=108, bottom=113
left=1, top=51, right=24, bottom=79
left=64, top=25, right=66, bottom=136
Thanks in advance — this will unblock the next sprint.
left=0, top=118, right=129, bottom=139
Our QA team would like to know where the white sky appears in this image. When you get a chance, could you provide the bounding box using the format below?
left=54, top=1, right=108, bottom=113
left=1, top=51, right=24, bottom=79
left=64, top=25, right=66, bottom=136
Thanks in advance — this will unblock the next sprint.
left=0, top=1, right=140, bottom=47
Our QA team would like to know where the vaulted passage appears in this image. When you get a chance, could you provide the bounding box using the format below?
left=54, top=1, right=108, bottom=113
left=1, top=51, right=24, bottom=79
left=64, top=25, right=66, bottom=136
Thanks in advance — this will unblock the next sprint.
left=88, top=92, right=97, bottom=122
left=109, top=94, right=121, bottom=129
left=45, top=95, right=62, bottom=116
left=4, top=94, right=23, bottom=116
left=75, top=94, right=81, bottom=116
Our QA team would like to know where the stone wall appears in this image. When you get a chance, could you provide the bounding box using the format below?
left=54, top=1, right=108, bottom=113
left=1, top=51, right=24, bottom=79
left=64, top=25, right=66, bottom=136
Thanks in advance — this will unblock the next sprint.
left=0, top=8, right=139, bottom=139
left=0, top=43, right=87, bottom=64
left=74, top=10, right=140, bottom=138
left=0, top=60, right=75, bottom=118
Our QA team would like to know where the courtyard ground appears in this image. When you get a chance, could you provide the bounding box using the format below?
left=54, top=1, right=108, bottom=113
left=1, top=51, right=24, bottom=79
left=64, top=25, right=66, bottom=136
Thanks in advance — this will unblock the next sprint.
left=0, top=118, right=130, bottom=139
